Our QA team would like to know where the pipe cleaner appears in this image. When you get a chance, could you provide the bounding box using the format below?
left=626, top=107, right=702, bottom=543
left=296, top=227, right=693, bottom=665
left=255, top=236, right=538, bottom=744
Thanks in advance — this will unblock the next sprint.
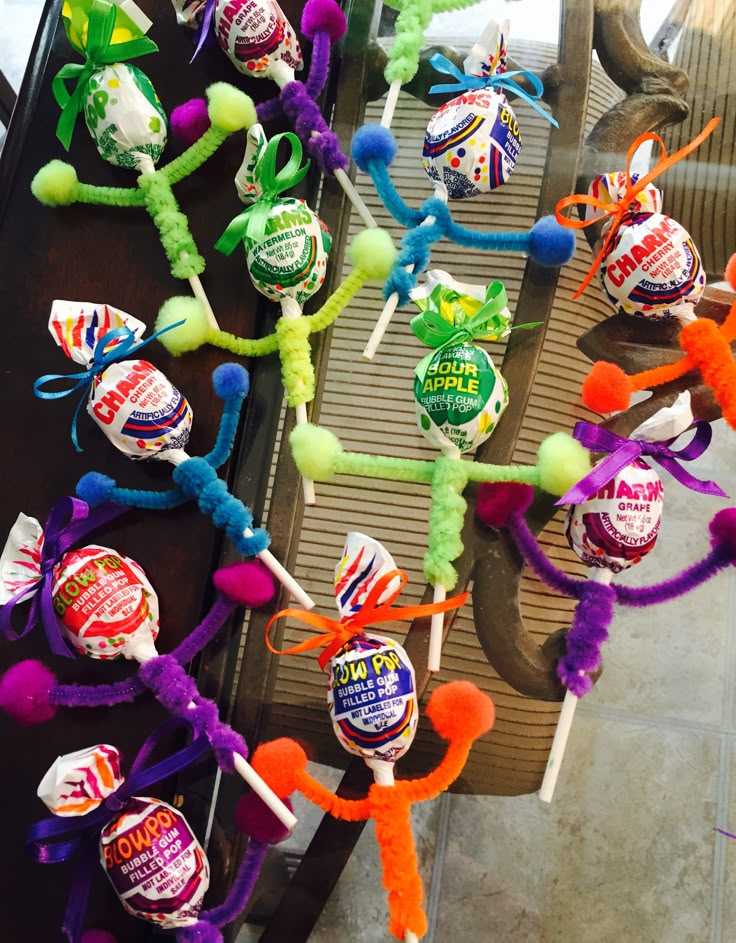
left=582, top=254, right=736, bottom=426
left=250, top=680, right=495, bottom=942
left=476, top=471, right=736, bottom=802
left=290, top=420, right=591, bottom=670
left=25, top=715, right=294, bottom=943
left=33, top=301, right=313, bottom=607
left=31, top=0, right=261, bottom=332
left=154, top=127, right=397, bottom=503
left=555, top=118, right=720, bottom=322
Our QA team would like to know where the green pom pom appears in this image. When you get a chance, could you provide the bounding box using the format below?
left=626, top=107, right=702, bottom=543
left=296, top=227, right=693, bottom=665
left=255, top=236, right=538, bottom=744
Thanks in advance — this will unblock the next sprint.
left=537, top=432, right=592, bottom=496
left=289, top=424, right=342, bottom=481
left=155, top=297, right=210, bottom=355
left=349, top=228, right=397, bottom=280
left=206, top=83, right=257, bottom=133
left=31, top=161, right=78, bottom=206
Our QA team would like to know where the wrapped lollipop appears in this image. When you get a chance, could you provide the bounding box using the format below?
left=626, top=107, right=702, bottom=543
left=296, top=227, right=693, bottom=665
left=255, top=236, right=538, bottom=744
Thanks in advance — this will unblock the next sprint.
left=32, top=0, right=261, bottom=332
left=34, top=301, right=313, bottom=608
left=555, top=118, right=720, bottom=322
left=25, top=719, right=294, bottom=942
left=154, top=129, right=396, bottom=503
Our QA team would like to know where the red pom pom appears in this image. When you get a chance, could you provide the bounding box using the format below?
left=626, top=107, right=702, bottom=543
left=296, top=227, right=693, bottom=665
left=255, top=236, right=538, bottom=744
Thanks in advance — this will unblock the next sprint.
left=236, top=791, right=294, bottom=844
left=582, top=362, right=632, bottom=413
left=476, top=482, right=533, bottom=528
left=170, top=99, right=210, bottom=146
left=213, top=561, right=275, bottom=608
left=251, top=739, right=308, bottom=797
left=0, top=660, right=57, bottom=724
left=426, top=681, right=495, bottom=743
left=725, top=254, right=736, bottom=292
left=710, top=508, right=736, bottom=558
left=81, top=931, right=118, bottom=943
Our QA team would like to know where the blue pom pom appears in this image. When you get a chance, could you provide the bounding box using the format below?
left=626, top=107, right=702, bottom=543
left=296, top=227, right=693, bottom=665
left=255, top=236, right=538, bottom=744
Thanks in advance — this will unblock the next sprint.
left=76, top=472, right=116, bottom=507
left=351, top=125, right=397, bottom=172
left=212, top=363, right=249, bottom=399
left=528, top=215, right=576, bottom=267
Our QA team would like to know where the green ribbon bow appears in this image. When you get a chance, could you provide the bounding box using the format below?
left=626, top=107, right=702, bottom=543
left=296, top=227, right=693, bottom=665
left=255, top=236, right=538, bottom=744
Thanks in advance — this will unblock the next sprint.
left=215, top=133, right=312, bottom=255
left=53, top=0, right=159, bottom=150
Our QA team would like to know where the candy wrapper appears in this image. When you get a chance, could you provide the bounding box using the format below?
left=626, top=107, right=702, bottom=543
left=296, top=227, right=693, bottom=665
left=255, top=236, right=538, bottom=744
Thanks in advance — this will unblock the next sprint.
left=235, top=123, right=268, bottom=202
left=334, top=531, right=402, bottom=618
left=214, top=0, right=302, bottom=84
left=63, top=0, right=154, bottom=53
left=410, top=270, right=513, bottom=341
left=38, top=745, right=123, bottom=816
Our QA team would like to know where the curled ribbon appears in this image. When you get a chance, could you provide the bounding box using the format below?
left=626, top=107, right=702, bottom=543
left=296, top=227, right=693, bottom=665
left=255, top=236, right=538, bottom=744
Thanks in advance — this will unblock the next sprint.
left=265, top=569, right=469, bottom=670
left=557, top=420, right=727, bottom=506
left=428, top=53, right=558, bottom=128
left=52, top=0, right=158, bottom=150
left=215, top=133, right=311, bottom=253
left=555, top=117, right=721, bottom=299
left=190, top=0, right=216, bottom=62
left=34, top=320, right=184, bottom=451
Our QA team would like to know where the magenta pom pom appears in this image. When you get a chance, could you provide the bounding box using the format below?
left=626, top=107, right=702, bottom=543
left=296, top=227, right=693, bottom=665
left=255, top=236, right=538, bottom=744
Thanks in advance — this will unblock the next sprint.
left=236, top=791, right=294, bottom=845
left=476, top=482, right=534, bottom=528
left=0, top=660, right=57, bottom=724
left=710, top=508, right=736, bottom=558
left=81, top=931, right=118, bottom=943
left=301, top=0, right=346, bottom=41
left=213, top=562, right=275, bottom=608
left=170, top=99, right=210, bottom=146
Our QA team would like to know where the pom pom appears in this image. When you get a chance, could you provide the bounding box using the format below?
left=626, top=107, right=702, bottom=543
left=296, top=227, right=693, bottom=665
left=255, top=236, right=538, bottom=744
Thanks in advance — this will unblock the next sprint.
left=178, top=921, right=222, bottom=943
left=0, top=661, right=57, bottom=724
left=251, top=739, right=308, bottom=798
left=475, top=482, right=534, bottom=528
left=155, top=297, right=210, bottom=355
left=349, top=228, right=396, bottom=280
left=537, top=432, right=591, bottom=497
left=76, top=472, right=116, bottom=507
left=170, top=98, right=211, bottom=146
left=236, top=791, right=294, bottom=844
left=301, top=0, right=346, bottom=41
left=528, top=216, right=576, bottom=267
left=710, top=508, right=736, bottom=558
left=582, top=362, right=632, bottom=413
left=289, top=424, right=342, bottom=481
left=81, top=932, right=118, bottom=943
left=426, top=681, right=495, bottom=743
left=206, top=83, right=256, bottom=133
left=213, top=561, right=275, bottom=608
left=351, top=125, right=397, bottom=172
left=31, top=161, right=79, bottom=206
left=212, top=363, right=249, bottom=399
left=725, top=254, right=736, bottom=292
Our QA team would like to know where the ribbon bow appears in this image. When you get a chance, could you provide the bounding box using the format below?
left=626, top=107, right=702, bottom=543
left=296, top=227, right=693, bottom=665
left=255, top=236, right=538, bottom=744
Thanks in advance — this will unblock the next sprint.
left=0, top=497, right=126, bottom=657
left=428, top=53, right=558, bottom=128
left=190, top=0, right=216, bottom=62
left=26, top=717, right=209, bottom=943
left=557, top=420, right=727, bottom=506
left=34, top=320, right=183, bottom=451
left=215, top=133, right=311, bottom=254
left=266, top=569, right=468, bottom=670
left=52, top=0, right=159, bottom=150
left=555, top=117, right=720, bottom=299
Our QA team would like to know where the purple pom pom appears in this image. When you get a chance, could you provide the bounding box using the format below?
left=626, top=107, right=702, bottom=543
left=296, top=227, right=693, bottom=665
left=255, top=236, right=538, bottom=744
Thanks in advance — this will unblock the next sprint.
left=236, top=792, right=294, bottom=845
left=711, top=508, right=736, bottom=558
left=177, top=921, right=222, bottom=943
left=301, top=0, right=346, bottom=41
left=170, top=99, right=211, bottom=146
left=0, top=660, right=57, bottom=724
left=81, top=931, right=118, bottom=943
left=213, top=562, right=275, bottom=608
left=476, top=483, right=534, bottom=528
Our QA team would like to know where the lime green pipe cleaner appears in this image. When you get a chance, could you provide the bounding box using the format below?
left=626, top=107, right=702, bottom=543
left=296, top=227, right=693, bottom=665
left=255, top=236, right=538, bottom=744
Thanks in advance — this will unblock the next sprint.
left=138, top=171, right=205, bottom=278
left=275, top=317, right=314, bottom=406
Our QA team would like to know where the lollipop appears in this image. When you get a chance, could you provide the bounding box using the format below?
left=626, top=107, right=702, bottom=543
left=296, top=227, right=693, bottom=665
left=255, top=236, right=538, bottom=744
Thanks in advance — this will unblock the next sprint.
left=26, top=719, right=294, bottom=942
left=34, top=301, right=313, bottom=608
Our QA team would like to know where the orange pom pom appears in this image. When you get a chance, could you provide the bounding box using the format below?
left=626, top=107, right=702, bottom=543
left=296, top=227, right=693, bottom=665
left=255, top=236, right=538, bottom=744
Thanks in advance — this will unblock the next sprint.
left=725, top=254, right=736, bottom=292
left=251, top=739, right=308, bottom=797
left=582, top=361, right=632, bottom=413
left=426, top=681, right=495, bottom=743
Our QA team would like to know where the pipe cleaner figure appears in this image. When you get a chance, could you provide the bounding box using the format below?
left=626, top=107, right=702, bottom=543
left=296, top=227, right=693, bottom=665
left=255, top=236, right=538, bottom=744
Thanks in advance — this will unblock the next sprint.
left=31, top=0, right=260, bottom=331
left=25, top=716, right=294, bottom=943
left=153, top=126, right=397, bottom=503
left=33, top=301, right=312, bottom=607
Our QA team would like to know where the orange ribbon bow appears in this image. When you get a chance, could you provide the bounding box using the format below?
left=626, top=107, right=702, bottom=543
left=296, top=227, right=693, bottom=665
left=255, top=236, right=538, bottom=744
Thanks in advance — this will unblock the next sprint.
left=265, top=569, right=469, bottom=670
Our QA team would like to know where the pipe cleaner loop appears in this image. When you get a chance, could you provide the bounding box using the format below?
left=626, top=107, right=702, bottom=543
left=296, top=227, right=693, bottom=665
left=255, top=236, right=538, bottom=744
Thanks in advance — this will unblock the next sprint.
left=215, top=133, right=311, bottom=252
left=52, top=0, right=158, bottom=149
left=137, top=172, right=206, bottom=277
left=265, top=569, right=468, bottom=670
left=278, top=83, right=349, bottom=174
left=275, top=317, right=314, bottom=406
left=555, top=118, right=720, bottom=298
left=384, top=0, right=434, bottom=85
left=428, top=54, right=558, bottom=127
left=558, top=421, right=727, bottom=505
left=557, top=581, right=616, bottom=696
left=424, top=457, right=467, bottom=588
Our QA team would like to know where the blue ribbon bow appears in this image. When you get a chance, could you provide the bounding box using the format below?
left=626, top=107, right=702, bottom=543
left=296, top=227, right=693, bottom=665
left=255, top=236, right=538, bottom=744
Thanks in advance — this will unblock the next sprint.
left=428, top=53, right=558, bottom=128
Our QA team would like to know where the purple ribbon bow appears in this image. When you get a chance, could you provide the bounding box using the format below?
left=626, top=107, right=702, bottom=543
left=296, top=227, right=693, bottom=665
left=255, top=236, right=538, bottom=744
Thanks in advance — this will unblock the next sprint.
left=191, top=0, right=215, bottom=62
left=557, top=420, right=727, bottom=506
left=0, top=496, right=126, bottom=657
left=26, top=717, right=210, bottom=943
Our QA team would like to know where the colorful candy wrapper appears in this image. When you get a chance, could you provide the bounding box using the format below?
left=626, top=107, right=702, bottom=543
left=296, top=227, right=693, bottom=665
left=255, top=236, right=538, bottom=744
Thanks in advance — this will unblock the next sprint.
left=38, top=744, right=123, bottom=816
left=410, top=270, right=513, bottom=341
left=235, top=123, right=268, bottom=202
left=214, top=0, right=302, bottom=84
left=62, top=0, right=154, bottom=52
left=170, top=0, right=207, bottom=27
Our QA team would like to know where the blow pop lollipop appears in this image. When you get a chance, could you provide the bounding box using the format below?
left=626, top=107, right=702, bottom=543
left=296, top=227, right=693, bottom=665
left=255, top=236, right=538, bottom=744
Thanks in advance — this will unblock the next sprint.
left=33, top=301, right=313, bottom=608
left=26, top=718, right=294, bottom=942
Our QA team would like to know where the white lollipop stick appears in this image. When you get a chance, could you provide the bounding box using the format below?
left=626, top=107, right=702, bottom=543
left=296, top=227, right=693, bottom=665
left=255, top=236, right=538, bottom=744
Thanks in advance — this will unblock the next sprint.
left=538, top=567, right=613, bottom=803
left=332, top=166, right=377, bottom=229
left=381, top=79, right=402, bottom=128
left=281, top=296, right=316, bottom=506
left=428, top=583, right=446, bottom=672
